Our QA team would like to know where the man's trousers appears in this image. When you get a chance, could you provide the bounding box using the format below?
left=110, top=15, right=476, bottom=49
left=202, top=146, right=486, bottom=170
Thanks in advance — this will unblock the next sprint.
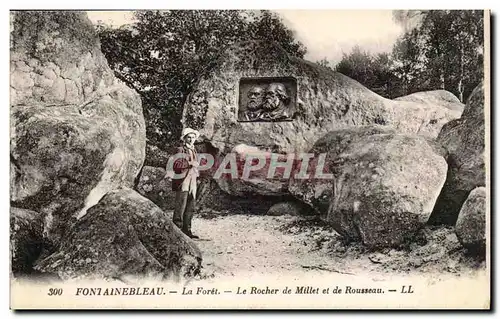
left=173, top=191, right=196, bottom=233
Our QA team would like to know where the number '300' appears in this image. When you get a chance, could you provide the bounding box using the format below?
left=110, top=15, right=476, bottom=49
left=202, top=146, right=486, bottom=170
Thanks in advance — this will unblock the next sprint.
left=47, top=288, right=63, bottom=296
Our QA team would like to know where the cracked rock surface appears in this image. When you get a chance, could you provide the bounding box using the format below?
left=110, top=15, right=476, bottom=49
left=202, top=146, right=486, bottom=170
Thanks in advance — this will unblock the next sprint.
left=10, top=11, right=202, bottom=281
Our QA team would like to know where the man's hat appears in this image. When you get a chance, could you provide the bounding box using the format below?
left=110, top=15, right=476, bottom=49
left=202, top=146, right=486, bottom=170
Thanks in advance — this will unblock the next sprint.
left=180, top=127, right=200, bottom=141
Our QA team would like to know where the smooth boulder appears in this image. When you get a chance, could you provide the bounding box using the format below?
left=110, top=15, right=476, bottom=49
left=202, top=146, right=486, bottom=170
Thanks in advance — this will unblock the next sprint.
left=290, top=125, right=448, bottom=248
left=455, top=187, right=486, bottom=254
left=394, top=90, right=464, bottom=112
left=289, top=126, right=398, bottom=214
left=35, top=189, right=202, bottom=281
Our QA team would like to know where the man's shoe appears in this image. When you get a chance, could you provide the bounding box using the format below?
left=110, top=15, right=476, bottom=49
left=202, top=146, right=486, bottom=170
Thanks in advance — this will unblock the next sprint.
left=183, top=230, right=200, bottom=239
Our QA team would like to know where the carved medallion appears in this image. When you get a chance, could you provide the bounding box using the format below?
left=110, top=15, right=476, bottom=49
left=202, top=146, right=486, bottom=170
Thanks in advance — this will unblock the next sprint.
left=238, top=77, right=297, bottom=122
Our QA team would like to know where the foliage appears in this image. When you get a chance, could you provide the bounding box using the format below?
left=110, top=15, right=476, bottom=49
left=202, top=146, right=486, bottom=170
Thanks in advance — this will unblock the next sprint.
left=334, top=46, right=401, bottom=98
left=333, top=10, right=484, bottom=101
left=316, top=58, right=334, bottom=69
left=96, top=10, right=306, bottom=150
left=418, top=10, right=484, bottom=101
left=390, top=28, right=428, bottom=97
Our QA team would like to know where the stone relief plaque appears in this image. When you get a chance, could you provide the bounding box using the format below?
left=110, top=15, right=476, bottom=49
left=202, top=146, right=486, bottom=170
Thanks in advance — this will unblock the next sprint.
left=238, top=77, right=297, bottom=122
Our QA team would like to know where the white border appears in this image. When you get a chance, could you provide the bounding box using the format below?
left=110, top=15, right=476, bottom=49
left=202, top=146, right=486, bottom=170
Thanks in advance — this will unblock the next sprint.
left=2, top=1, right=497, bottom=317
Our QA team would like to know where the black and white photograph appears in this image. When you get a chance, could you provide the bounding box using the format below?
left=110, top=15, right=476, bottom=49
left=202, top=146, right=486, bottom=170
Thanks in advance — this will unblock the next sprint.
left=8, top=8, right=490, bottom=309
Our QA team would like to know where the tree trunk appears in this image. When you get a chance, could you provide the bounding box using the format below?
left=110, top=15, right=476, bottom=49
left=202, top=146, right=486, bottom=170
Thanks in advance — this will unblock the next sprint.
left=439, top=54, right=445, bottom=90
left=457, top=43, right=465, bottom=102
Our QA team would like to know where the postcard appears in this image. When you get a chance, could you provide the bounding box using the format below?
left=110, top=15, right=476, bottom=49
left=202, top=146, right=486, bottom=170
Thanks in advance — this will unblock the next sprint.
left=9, top=9, right=490, bottom=309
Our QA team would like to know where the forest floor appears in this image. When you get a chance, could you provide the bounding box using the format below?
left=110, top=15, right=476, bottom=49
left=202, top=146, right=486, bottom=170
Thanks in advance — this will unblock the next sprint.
left=190, top=212, right=486, bottom=282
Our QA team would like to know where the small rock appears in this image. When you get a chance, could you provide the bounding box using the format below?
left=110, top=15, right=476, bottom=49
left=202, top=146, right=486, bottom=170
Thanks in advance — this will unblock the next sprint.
left=409, top=258, right=423, bottom=268
left=368, top=253, right=387, bottom=264
left=336, top=246, right=346, bottom=253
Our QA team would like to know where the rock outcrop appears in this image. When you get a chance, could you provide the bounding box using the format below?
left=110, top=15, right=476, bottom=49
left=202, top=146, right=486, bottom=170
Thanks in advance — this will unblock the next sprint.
left=290, top=125, right=448, bottom=248
left=35, top=189, right=202, bottom=281
left=182, top=41, right=462, bottom=158
left=10, top=11, right=146, bottom=246
left=429, top=82, right=486, bottom=224
left=455, top=187, right=487, bottom=254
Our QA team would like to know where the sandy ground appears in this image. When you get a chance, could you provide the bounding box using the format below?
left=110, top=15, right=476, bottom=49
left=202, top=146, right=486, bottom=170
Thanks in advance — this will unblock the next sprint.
left=190, top=213, right=486, bottom=281
left=194, top=214, right=346, bottom=278
left=11, top=212, right=488, bottom=309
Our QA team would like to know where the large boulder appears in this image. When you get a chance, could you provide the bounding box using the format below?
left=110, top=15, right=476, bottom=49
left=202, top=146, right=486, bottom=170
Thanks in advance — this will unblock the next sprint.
left=289, top=125, right=398, bottom=214
left=455, top=187, right=486, bottom=254
left=35, top=189, right=202, bottom=281
left=10, top=11, right=146, bottom=246
left=10, top=11, right=145, bottom=185
left=10, top=207, right=45, bottom=275
left=11, top=106, right=128, bottom=245
left=290, top=125, right=448, bottom=248
left=429, top=82, right=485, bottom=224
left=181, top=41, right=462, bottom=158
left=394, top=90, right=464, bottom=112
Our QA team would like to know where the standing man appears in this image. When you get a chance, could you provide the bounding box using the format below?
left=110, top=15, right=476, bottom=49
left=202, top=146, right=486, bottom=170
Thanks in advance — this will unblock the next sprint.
left=171, top=128, right=200, bottom=239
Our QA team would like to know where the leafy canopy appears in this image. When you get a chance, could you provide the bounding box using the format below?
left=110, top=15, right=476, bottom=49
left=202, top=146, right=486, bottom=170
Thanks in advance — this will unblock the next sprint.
left=331, top=10, right=484, bottom=101
left=96, top=10, right=306, bottom=150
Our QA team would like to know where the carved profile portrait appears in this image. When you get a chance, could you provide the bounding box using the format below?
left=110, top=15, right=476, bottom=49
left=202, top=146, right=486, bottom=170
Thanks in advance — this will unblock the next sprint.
left=241, top=86, right=265, bottom=121
left=260, top=83, right=291, bottom=121
left=238, top=77, right=296, bottom=122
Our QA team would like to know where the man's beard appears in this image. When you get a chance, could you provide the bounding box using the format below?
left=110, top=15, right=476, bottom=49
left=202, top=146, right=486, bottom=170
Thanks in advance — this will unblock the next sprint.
left=262, top=97, right=280, bottom=110
left=246, top=99, right=262, bottom=111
